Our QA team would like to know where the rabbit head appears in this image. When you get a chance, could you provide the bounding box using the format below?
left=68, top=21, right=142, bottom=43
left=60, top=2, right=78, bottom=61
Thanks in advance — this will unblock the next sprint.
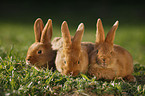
left=89, top=18, right=119, bottom=68
left=26, top=18, right=56, bottom=69
left=55, top=21, right=88, bottom=76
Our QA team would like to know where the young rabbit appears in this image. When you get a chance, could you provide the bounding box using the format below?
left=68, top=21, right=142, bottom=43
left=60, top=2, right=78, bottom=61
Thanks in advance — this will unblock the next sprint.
left=55, top=21, right=90, bottom=76
left=26, top=18, right=56, bottom=70
left=88, top=18, right=136, bottom=82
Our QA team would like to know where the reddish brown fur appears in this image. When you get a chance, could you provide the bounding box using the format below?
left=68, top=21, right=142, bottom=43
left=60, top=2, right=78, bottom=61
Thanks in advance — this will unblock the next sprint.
left=88, top=19, right=136, bottom=82
left=55, top=21, right=89, bottom=76
left=26, top=42, right=56, bottom=69
left=26, top=18, right=56, bottom=70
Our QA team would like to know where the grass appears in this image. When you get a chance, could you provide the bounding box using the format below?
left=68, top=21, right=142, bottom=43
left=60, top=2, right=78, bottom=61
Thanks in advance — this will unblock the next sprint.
left=0, top=21, right=145, bottom=95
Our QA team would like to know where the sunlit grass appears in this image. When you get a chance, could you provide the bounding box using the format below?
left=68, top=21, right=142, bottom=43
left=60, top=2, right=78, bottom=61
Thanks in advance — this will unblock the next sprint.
left=0, top=50, right=145, bottom=95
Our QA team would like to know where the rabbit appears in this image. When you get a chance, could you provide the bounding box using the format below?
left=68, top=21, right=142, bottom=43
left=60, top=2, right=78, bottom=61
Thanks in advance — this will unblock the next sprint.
left=55, top=21, right=91, bottom=76
left=88, top=18, right=136, bottom=82
left=26, top=18, right=56, bottom=70
left=51, top=37, right=63, bottom=50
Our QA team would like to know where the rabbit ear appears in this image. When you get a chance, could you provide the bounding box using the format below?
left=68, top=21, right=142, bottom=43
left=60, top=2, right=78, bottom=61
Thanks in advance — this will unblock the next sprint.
left=105, top=21, right=119, bottom=45
left=61, top=21, right=72, bottom=48
left=40, top=19, right=53, bottom=44
left=72, top=23, right=84, bottom=48
left=34, top=18, right=44, bottom=42
left=96, top=18, right=105, bottom=44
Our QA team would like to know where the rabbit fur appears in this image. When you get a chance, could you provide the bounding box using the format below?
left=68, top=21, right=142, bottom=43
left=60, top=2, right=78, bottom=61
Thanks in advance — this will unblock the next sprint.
left=88, top=19, right=136, bottom=82
left=26, top=18, right=56, bottom=70
left=55, top=21, right=94, bottom=76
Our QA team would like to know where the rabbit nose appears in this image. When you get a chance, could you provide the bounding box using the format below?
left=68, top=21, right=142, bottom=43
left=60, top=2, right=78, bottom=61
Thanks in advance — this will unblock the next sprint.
left=70, top=70, right=79, bottom=76
left=26, top=56, right=31, bottom=65
left=70, top=71, right=73, bottom=75
left=69, top=71, right=76, bottom=76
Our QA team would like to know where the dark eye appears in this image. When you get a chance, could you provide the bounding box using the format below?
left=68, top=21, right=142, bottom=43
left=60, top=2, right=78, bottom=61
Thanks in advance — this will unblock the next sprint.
left=96, top=50, right=99, bottom=54
left=38, top=50, right=42, bottom=54
left=78, top=61, right=80, bottom=64
left=64, top=61, right=66, bottom=64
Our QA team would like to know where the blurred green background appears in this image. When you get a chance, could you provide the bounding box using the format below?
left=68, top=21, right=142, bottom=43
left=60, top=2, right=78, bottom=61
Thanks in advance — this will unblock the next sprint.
left=0, top=1, right=145, bottom=65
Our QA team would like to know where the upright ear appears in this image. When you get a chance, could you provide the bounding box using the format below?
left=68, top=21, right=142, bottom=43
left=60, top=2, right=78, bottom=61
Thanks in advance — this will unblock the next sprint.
left=34, top=18, right=44, bottom=42
left=40, top=19, right=53, bottom=44
left=61, top=21, right=72, bottom=48
left=72, top=23, right=84, bottom=48
left=105, top=21, right=119, bottom=45
left=96, top=18, right=105, bottom=44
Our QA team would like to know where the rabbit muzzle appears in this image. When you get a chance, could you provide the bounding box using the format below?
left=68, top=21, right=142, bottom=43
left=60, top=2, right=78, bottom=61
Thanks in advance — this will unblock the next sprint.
left=26, top=56, right=31, bottom=65
left=26, top=60, right=31, bottom=65
left=25, top=55, right=36, bottom=66
left=96, top=57, right=108, bottom=68
left=63, top=70, right=80, bottom=76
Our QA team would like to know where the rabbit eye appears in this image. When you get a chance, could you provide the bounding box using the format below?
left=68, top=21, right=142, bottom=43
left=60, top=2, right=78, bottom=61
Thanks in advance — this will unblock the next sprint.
left=78, top=61, right=80, bottom=64
left=96, top=50, right=99, bottom=54
left=38, top=50, right=42, bottom=54
left=64, top=61, right=66, bottom=64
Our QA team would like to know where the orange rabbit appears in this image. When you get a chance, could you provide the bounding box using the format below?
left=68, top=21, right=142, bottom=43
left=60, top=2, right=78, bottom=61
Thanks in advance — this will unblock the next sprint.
left=26, top=18, right=56, bottom=70
left=55, top=21, right=90, bottom=76
left=88, top=19, right=136, bottom=82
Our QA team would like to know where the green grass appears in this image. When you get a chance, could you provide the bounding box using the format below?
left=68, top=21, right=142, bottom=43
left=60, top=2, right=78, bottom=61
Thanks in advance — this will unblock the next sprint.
left=0, top=22, right=145, bottom=95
